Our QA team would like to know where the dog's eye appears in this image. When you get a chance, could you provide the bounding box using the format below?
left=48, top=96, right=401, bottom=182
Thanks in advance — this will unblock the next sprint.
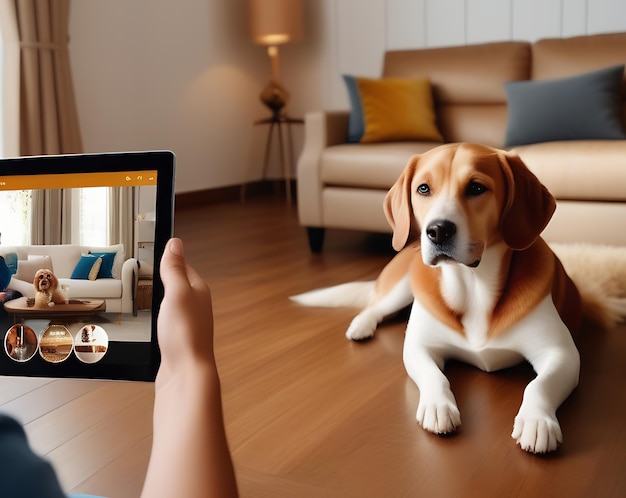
left=417, top=184, right=430, bottom=195
left=466, top=182, right=487, bottom=197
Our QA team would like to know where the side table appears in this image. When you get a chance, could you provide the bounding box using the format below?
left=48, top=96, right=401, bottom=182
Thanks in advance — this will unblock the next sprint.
left=136, top=279, right=153, bottom=311
left=242, top=113, right=304, bottom=203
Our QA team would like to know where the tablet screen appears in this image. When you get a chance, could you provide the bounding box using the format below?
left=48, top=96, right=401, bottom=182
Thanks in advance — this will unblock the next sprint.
left=0, top=151, right=174, bottom=381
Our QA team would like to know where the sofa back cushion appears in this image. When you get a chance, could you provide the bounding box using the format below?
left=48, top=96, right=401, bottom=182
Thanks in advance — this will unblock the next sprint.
left=505, top=64, right=626, bottom=146
left=0, top=246, right=82, bottom=279
left=383, top=41, right=531, bottom=146
left=531, top=32, right=626, bottom=129
left=0, top=244, right=124, bottom=279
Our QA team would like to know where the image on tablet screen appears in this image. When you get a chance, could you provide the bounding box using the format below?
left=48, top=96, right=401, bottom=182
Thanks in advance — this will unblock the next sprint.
left=0, top=170, right=158, bottom=367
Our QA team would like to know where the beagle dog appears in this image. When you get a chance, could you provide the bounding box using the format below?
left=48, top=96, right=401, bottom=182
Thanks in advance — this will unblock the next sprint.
left=293, top=143, right=625, bottom=454
left=33, top=268, right=64, bottom=308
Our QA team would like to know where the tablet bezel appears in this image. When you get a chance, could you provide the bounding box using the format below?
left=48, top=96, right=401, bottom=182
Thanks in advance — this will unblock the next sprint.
left=0, top=151, right=175, bottom=381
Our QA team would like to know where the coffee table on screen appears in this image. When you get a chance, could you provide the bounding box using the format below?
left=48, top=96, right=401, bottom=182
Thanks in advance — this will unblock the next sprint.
left=3, top=297, right=106, bottom=324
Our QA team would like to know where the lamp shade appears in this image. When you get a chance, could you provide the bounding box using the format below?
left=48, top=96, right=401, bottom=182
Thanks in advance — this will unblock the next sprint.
left=248, top=0, right=304, bottom=45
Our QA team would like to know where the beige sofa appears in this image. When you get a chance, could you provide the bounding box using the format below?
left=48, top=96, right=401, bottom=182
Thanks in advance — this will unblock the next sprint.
left=297, top=32, right=626, bottom=251
left=1, top=244, right=137, bottom=314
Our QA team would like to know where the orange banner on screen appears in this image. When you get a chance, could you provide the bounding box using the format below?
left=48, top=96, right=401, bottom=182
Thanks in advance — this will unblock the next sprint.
left=0, top=171, right=158, bottom=190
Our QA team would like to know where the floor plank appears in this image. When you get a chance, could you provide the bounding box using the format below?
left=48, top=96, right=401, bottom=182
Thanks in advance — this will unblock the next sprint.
left=0, top=194, right=624, bottom=497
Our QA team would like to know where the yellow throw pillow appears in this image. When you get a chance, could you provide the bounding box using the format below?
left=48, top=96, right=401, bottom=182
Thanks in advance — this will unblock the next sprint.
left=355, top=77, right=443, bottom=143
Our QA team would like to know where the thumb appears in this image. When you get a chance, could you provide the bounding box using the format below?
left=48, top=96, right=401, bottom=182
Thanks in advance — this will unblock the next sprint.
left=160, top=238, right=190, bottom=290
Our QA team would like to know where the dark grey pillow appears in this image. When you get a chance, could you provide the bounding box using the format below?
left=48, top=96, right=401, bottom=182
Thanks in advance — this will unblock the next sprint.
left=504, top=65, right=626, bottom=147
left=343, top=75, right=365, bottom=143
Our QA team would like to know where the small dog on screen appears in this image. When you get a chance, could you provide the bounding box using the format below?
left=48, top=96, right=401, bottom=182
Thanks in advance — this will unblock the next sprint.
left=33, top=268, right=65, bottom=308
left=292, top=143, right=626, bottom=454
left=81, top=325, right=97, bottom=343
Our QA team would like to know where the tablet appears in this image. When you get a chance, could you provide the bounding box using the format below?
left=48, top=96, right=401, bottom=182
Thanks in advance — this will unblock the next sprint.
left=0, top=151, right=175, bottom=381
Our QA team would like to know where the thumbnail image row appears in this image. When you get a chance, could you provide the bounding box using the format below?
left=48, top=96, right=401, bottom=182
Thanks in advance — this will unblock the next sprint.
left=4, top=323, right=109, bottom=364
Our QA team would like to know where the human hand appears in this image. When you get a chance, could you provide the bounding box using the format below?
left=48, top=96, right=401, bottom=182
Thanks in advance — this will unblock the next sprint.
left=144, top=238, right=238, bottom=498
left=156, top=238, right=216, bottom=387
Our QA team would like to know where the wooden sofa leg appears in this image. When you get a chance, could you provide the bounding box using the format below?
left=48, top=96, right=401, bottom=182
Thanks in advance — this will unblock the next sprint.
left=306, top=227, right=325, bottom=253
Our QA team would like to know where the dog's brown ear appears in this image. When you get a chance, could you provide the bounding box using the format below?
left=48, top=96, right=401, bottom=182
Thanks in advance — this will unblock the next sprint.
left=384, top=155, right=420, bottom=251
left=499, top=151, right=556, bottom=250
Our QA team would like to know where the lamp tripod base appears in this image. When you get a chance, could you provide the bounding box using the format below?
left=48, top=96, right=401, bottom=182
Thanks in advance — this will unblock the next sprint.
left=245, top=82, right=303, bottom=204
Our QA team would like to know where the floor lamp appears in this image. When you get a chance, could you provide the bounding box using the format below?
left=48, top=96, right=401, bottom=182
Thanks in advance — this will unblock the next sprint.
left=246, top=0, right=304, bottom=203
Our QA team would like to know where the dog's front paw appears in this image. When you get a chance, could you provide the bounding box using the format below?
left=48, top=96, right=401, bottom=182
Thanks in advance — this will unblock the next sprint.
left=416, top=390, right=461, bottom=435
left=512, top=412, right=562, bottom=454
left=345, top=311, right=378, bottom=341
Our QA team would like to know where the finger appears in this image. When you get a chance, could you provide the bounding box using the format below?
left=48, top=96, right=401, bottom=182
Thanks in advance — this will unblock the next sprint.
left=160, top=238, right=191, bottom=291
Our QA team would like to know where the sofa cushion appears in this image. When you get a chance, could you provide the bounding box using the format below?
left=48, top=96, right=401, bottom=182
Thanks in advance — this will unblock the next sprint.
left=532, top=32, right=626, bottom=81
left=86, top=244, right=125, bottom=279
left=11, top=246, right=81, bottom=278
left=321, top=142, right=437, bottom=189
left=14, top=257, right=54, bottom=283
left=504, top=65, right=626, bottom=146
left=343, top=75, right=365, bottom=143
left=87, top=251, right=116, bottom=279
left=383, top=41, right=531, bottom=145
left=0, top=245, right=125, bottom=279
left=71, top=255, right=103, bottom=280
left=515, top=140, right=626, bottom=201
left=384, top=41, right=531, bottom=104
left=0, top=253, right=18, bottom=276
left=343, top=76, right=443, bottom=144
left=58, top=278, right=122, bottom=299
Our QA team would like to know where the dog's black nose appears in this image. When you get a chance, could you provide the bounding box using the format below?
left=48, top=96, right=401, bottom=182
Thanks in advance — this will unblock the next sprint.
left=426, top=220, right=457, bottom=245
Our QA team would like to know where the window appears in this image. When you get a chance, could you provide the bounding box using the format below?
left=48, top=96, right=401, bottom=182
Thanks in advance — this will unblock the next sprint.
left=72, top=187, right=109, bottom=246
left=0, top=190, right=32, bottom=246
left=0, top=187, right=110, bottom=248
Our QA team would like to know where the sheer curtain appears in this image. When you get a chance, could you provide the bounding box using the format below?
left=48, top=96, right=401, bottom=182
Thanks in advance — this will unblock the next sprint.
left=1, top=1, right=84, bottom=243
left=109, top=187, right=135, bottom=259
left=14, top=0, right=82, bottom=155
left=0, top=0, right=20, bottom=158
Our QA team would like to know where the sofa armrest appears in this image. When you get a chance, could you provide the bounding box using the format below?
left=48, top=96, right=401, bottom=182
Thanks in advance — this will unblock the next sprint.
left=296, top=111, right=350, bottom=227
left=7, top=277, right=33, bottom=298
left=121, top=257, right=139, bottom=314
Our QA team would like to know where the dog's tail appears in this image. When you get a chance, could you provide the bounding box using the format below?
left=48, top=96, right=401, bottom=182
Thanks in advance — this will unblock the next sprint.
left=290, top=281, right=376, bottom=309
left=550, top=243, right=626, bottom=330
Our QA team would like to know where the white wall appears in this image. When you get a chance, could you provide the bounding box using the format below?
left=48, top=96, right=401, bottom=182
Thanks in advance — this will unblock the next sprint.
left=69, top=0, right=626, bottom=194
left=70, top=0, right=323, bottom=193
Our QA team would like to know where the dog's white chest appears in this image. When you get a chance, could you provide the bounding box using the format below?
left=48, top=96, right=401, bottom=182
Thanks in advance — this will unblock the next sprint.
left=439, top=263, right=501, bottom=348
left=406, top=297, right=525, bottom=372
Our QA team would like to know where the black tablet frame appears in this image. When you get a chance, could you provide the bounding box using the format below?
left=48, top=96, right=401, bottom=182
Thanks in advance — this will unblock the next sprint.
left=0, top=151, right=175, bottom=381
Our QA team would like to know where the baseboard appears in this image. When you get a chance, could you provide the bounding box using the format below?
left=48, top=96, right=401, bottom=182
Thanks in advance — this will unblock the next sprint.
left=175, top=180, right=296, bottom=209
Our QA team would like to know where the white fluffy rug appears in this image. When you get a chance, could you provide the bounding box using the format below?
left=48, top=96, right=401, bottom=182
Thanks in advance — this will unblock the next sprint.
left=549, top=242, right=626, bottom=329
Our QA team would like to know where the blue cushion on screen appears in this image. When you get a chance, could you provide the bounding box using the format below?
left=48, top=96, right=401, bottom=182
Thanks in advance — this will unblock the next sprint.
left=1, top=252, right=18, bottom=276
left=88, top=251, right=116, bottom=279
left=71, top=255, right=102, bottom=280
left=504, top=64, right=626, bottom=146
left=343, top=74, right=365, bottom=143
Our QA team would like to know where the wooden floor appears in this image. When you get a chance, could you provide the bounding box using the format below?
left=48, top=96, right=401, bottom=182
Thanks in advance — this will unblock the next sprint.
left=1, top=194, right=625, bottom=497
